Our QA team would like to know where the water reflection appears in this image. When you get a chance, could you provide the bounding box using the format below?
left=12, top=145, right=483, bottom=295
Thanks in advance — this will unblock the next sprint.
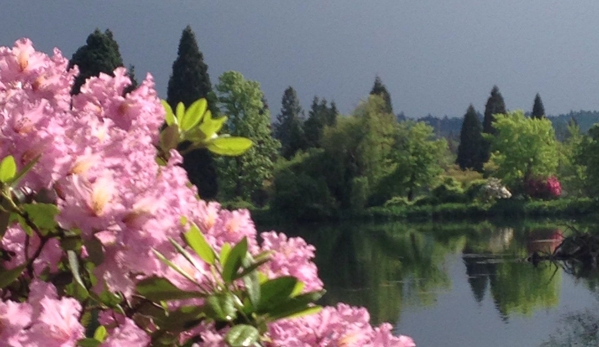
left=260, top=220, right=599, bottom=346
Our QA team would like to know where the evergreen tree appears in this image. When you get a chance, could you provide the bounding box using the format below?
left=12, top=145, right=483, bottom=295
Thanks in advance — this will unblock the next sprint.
left=167, top=25, right=218, bottom=199
left=456, top=105, right=484, bottom=171
left=531, top=93, right=546, bottom=119
left=303, top=97, right=338, bottom=148
left=123, top=64, right=139, bottom=95
left=274, top=87, right=306, bottom=159
left=370, top=76, right=393, bottom=114
left=68, top=29, right=124, bottom=95
left=481, top=86, right=507, bottom=163
left=215, top=71, right=281, bottom=202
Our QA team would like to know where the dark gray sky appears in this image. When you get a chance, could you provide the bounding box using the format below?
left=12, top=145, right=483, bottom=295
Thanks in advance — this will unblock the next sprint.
left=3, top=1, right=599, bottom=118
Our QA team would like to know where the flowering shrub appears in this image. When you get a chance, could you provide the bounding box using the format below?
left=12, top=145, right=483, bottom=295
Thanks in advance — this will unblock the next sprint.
left=479, top=178, right=512, bottom=202
left=0, top=39, right=414, bottom=347
left=526, top=176, right=562, bottom=200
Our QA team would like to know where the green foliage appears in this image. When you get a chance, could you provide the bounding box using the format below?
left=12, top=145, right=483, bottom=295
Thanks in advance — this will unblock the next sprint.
left=488, top=110, right=559, bottom=190
left=384, top=121, right=447, bottom=201
left=481, top=85, right=507, bottom=163
left=215, top=71, right=281, bottom=202
left=274, top=87, right=307, bottom=159
left=167, top=26, right=219, bottom=200
left=576, top=124, right=599, bottom=197
left=531, top=93, right=546, bottom=119
left=369, top=75, right=393, bottom=114
left=69, top=29, right=124, bottom=95
left=456, top=105, right=484, bottom=171
left=557, top=121, right=586, bottom=197
left=431, top=177, right=467, bottom=204
left=303, top=97, right=338, bottom=148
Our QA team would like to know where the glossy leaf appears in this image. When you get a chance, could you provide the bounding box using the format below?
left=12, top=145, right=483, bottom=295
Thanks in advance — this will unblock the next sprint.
left=181, top=98, right=207, bottom=131
left=256, top=276, right=298, bottom=312
left=205, top=292, right=237, bottom=321
left=198, top=112, right=226, bottom=139
left=161, top=100, right=177, bottom=126
left=265, top=290, right=325, bottom=321
left=225, top=324, right=260, bottom=347
left=136, top=277, right=203, bottom=301
left=10, top=154, right=40, bottom=187
left=222, top=238, right=248, bottom=284
left=219, top=243, right=231, bottom=264
left=160, top=125, right=180, bottom=152
left=67, top=250, right=89, bottom=299
left=184, top=223, right=215, bottom=265
left=0, top=264, right=25, bottom=289
left=206, top=137, right=252, bottom=156
left=22, top=203, right=59, bottom=233
left=77, top=338, right=102, bottom=347
left=93, top=326, right=107, bottom=342
left=176, top=102, right=185, bottom=125
left=0, top=155, right=16, bottom=183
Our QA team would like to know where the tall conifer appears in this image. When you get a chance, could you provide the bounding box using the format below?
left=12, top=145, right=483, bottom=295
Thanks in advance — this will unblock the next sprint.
left=370, top=76, right=393, bottom=114
left=481, top=86, right=507, bottom=163
left=274, top=87, right=306, bottom=158
left=167, top=25, right=218, bottom=199
left=531, top=93, right=546, bottom=119
left=456, top=105, right=484, bottom=171
left=69, top=29, right=124, bottom=95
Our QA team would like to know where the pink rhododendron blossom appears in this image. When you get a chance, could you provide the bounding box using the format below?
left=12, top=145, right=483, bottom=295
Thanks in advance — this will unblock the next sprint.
left=0, top=39, right=414, bottom=346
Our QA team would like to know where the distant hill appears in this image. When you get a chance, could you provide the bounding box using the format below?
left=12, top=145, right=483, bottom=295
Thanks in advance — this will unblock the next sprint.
left=400, top=110, right=599, bottom=141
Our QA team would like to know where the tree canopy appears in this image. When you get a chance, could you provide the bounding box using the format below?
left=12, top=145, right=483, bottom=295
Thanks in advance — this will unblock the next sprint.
left=456, top=105, right=484, bottom=171
left=274, top=86, right=306, bottom=159
left=531, top=93, right=546, bottom=119
left=370, top=76, right=393, bottom=114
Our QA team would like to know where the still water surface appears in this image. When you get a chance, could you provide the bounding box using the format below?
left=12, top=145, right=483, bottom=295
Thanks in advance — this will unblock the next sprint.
left=261, top=220, right=599, bottom=347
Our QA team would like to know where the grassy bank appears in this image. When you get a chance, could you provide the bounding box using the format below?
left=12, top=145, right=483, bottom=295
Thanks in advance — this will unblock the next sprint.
left=248, top=198, right=599, bottom=224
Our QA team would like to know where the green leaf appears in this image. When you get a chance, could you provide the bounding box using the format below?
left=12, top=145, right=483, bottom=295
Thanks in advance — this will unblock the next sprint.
left=22, top=203, right=59, bottom=234
left=93, top=326, right=107, bottom=342
left=151, top=305, right=205, bottom=331
left=136, top=277, right=204, bottom=301
left=205, top=292, right=237, bottom=321
left=265, top=290, right=326, bottom=321
left=10, top=154, right=40, bottom=187
left=222, top=238, right=248, bottom=284
left=0, top=264, right=25, bottom=289
left=206, top=137, right=252, bottom=156
left=284, top=305, right=323, bottom=319
left=181, top=98, right=207, bottom=131
left=160, top=125, right=180, bottom=152
left=0, top=198, right=12, bottom=239
left=219, top=243, right=231, bottom=264
left=161, top=100, right=177, bottom=126
left=152, top=249, right=198, bottom=285
left=225, top=324, right=260, bottom=347
left=67, top=250, right=89, bottom=299
left=77, top=338, right=102, bottom=347
left=0, top=156, right=17, bottom=183
left=198, top=112, right=226, bottom=139
left=256, top=276, right=298, bottom=312
left=291, top=281, right=305, bottom=297
left=184, top=223, right=215, bottom=265
left=84, top=237, right=104, bottom=266
left=176, top=102, right=185, bottom=125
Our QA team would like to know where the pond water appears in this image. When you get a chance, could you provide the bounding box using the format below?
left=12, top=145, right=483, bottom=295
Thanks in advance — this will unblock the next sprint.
left=260, top=220, right=599, bottom=347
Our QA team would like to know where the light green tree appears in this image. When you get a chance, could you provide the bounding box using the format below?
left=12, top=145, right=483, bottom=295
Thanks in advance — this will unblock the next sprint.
left=488, top=110, right=558, bottom=190
left=215, top=71, right=281, bottom=202
left=558, top=120, right=586, bottom=197
left=382, top=121, right=447, bottom=201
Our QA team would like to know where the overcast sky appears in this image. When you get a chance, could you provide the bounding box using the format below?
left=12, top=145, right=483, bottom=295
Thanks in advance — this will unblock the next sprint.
left=3, top=1, right=599, bottom=118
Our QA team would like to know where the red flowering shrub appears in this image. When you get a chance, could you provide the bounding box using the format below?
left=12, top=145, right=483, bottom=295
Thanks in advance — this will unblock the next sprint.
left=526, top=176, right=562, bottom=199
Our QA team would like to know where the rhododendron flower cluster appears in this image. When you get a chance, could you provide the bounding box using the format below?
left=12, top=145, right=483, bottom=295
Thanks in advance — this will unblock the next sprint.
left=0, top=39, right=414, bottom=346
left=526, top=176, right=561, bottom=199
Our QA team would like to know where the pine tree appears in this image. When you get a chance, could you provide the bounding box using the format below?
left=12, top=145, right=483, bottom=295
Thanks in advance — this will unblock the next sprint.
left=68, top=29, right=124, bottom=95
left=531, top=93, right=546, bottom=119
left=274, top=87, right=306, bottom=159
left=303, top=97, right=338, bottom=148
left=370, top=76, right=393, bottom=114
left=456, top=105, right=484, bottom=171
left=167, top=25, right=218, bottom=199
left=481, top=86, right=507, bottom=163
left=123, top=64, right=139, bottom=95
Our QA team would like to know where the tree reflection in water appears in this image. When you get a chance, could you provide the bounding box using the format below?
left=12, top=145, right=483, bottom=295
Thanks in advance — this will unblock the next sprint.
left=541, top=308, right=599, bottom=346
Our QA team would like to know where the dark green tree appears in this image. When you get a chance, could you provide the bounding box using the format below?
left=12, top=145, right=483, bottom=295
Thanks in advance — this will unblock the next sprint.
left=481, top=86, right=507, bottom=163
left=456, top=105, right=484, bottom=171
left=303, top=97, right=338, bottom=148
left=370, top=76, right=393, bottom=114
left=68, top=29, right=124, bottom=95
left=274, top=87, right=307, bottom=159
left=531, top=93, right=546, bottom=119
left=167, top=25, right=218, bottom=199
left=123, top=64, right=139, bottom=95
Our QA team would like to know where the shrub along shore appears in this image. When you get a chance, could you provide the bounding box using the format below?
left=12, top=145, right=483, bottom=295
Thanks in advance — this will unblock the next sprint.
left=248, top=198, right=598, bottom=224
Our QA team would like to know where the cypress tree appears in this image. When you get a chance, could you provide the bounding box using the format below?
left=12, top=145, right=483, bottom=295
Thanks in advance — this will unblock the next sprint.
left=456, top=105, right=484, bottom=171
left=68, top=29, right=124, bottom=95
left=531, top=93, right=546, bottom=119
left=481, top=86, right=507, bottom=163
left=370, top=76, right=393, bottom=114
left=303, top=97, right=338, bottom=148
left=167, top=25, right=218, bottom=199
left=274, top=87, right=306, bottom=159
